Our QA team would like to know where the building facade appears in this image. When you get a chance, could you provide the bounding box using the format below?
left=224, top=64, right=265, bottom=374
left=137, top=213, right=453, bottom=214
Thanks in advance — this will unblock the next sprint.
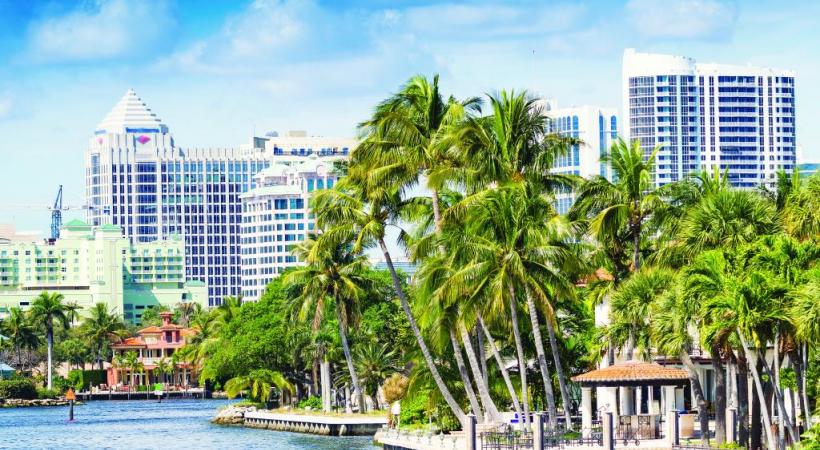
left=0, top=220, right=206, bottom=324
left=85, top=89, right=354, bottom=305
left=238, top=156, right=336, bottom=301
left=623, top=49, right=796, bottom=188
left=547, top=104, right=619, bottom=214
left=107, top=312, right=197, bottom=388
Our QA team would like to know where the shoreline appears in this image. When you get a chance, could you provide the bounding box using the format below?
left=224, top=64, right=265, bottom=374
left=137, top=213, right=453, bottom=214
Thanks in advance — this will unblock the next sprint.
left=1, top=399, right=85, bottom=408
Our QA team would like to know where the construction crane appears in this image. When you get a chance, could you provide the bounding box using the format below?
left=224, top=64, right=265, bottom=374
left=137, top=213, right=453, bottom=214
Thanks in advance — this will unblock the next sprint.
left=51, top=185, right=63, bottom=240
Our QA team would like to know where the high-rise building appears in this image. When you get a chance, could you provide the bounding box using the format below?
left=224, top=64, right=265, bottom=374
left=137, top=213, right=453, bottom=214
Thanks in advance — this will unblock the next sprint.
left=0, top=220, right=207, bottom=324
left=86, top=89, right=355, bottom=305
left=623, top=49, right=796, bottom=188
left=546, top=103, right=619, bottom=214
left=239, top=156, right=337, bottom=301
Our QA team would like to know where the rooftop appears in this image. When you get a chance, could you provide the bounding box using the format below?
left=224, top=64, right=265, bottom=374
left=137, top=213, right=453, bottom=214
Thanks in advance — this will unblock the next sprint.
left=572, top=360, right=689, bottom=387
left=96, top=89, right=168, bottom=134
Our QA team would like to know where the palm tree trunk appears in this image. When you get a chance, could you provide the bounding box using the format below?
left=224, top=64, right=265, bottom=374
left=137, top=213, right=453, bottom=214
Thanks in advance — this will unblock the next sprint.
left=760, top=347, right=798, bottom=443
left=545, top=313, right=574, bottom=429
left=46, top=322, right=53, bottom=390
left=507, top=286, right=530, bottom=428
left=681, top=352, right=710, bottom=447
left=431, top=189, right=443, bottom=231
left=739, top=331, right=776, bottom=450
left=477, top=327, right=489, bottom=389
left=450, top=329, right=483, bottom=421
left=523, top=292, right=557, bottom=427
left=736, top=354, right=750, bottom=448
left=377, top=238, right=467, bottom=428
left=803, top=343, right=810, bottom=427
left=336, top=316, right=365, bottom=414
left=632, top=221, right=641, bottom=271
left=711, top=349, right=727, bottom=445
left=478, top=314, right=524, bottom=427
left=459, top=322, right=502, bottom=422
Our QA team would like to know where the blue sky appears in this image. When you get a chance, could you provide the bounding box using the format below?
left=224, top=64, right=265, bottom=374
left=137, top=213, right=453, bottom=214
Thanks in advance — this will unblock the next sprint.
left=1, top=0, right=819, bottom=233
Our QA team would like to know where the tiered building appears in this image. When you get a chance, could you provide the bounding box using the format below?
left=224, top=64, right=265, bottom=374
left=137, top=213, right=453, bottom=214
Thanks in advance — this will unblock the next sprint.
left=239, top=156, right=336, bottom=301
left=85, top=90, right=354, bottom=305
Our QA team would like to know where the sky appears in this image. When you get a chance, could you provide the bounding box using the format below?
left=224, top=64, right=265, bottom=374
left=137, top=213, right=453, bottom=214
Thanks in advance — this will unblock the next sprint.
left=0, top=0, right=819, bottom=233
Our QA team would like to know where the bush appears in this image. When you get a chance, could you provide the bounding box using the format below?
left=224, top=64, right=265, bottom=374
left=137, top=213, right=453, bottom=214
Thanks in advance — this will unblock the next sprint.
left=137, top=385, right=148, bottom=392
left=36, top=387, right=61, bottom=399
left=0, top=379, right=37, bottom=400
left=67, top=370, right=107, bottom=391
left=297, top=395, right=322, bottom=410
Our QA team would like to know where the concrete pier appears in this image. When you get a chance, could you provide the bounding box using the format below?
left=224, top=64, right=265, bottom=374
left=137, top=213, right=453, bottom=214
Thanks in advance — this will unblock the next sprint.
left=243, top=411, right=387, bottom=436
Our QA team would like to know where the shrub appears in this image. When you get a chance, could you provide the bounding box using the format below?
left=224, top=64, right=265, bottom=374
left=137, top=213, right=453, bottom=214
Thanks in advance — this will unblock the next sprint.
left=297, top=395, right=322, bottom=410
left=36, top=387, right=61, bottom=399
left=383, top=374, right=408, bottom=404
left=67, top=370, right=107, bottom=391
left=0, top=379, right=37, bottom=400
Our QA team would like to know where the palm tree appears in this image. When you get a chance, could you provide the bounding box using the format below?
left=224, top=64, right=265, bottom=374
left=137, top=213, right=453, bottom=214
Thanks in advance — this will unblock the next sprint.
left=313, top=161, right=469, bottom=428
left=782, top=173, right=820, bottom=240
left=224, top=369, right=293, bottom=404
left=284, top=237, right=371, bottom=413
left=352, top=343, right=400, bottom=410
left=80, top=303, right=128, bottom=370
left=175, top=301, right=199, bottom=327
left=355, top=74, right=480, bottom=229
left=155, top=357, right=174, bottom=385
left=122, top=350, right=144, bottom=391
left=0, top=307, right=40, bottom=371
left=570, top=138, right=664, bottom=272
left=29, top=291, right=71, bottom=389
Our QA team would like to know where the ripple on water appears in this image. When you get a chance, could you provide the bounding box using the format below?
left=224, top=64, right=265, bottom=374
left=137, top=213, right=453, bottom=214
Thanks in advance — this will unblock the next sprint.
left=0, top=399, right=379, bottom=450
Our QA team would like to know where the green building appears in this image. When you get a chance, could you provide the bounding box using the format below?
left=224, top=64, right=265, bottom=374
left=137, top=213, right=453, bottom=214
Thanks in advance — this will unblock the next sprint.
left=0, top=220, right=207, bottom=324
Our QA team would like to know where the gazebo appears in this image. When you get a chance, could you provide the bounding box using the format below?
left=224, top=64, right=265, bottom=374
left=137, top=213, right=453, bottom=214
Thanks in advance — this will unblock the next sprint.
left=572, top=360, right=689, bottom=440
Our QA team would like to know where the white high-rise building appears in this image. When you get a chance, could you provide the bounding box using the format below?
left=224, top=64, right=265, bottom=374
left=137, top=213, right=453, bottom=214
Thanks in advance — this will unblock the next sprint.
left=547, top=103, right=619, bottom=213
left=623, top=49, right=796, bottom=188
left=239, top=156, right=336, bottom=301
left=85, top=89, right=355, bottom=305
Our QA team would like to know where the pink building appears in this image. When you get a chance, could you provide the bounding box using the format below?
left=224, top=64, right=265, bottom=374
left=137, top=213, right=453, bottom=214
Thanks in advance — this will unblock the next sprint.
left=107, top=312, right=197, bottom=388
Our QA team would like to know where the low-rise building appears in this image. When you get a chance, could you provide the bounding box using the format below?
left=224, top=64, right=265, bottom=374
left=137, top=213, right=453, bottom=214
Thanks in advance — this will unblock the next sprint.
left=107, top=312, right=197, bottom=388
left=0, top=220, right=207, bottom=324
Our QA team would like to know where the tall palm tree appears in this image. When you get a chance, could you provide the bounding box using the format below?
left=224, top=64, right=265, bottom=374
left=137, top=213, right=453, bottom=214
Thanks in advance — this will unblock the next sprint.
left=284, top=237, right=371, bottom=413
left=122, top=350, right=144, bottom=391
left=570, top=138, right=664, bottom=272
left=81, top=303, right=128, bottom=370
left=313, top=164, right=469, bottom=428
left=175, top=301, right=199, bottom=327
left=0, top=307, right=40, bottom=371
left=356, top=74, right=480, bottom=229
left=29, top=291, right=71, bottom=389
left=782, top=173, right=820, bottom=240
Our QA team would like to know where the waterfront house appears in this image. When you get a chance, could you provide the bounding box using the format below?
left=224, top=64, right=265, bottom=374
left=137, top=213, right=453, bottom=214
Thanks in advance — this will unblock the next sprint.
left=107, top=312, right=196, bottom=389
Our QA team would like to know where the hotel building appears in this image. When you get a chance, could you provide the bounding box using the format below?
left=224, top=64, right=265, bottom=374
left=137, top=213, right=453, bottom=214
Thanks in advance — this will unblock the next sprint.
left=85, top=89, right=354, bottom=305
left=546, top=103, right=619, bottom=214
left=623, top=49, right=796, bottom=188
left=239, top=156, right=336, bottom=301
left=0, top=220, right=206, bottom=324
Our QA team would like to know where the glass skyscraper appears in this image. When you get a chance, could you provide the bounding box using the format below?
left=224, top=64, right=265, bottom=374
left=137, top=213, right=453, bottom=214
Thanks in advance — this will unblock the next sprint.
left=623, top=49, right=796, bottom=188
left=85, top=89, right=354, bottom=305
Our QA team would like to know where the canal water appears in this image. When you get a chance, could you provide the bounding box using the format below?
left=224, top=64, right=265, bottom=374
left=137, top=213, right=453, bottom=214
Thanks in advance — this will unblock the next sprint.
left=0, top=399, right=379, bottom=449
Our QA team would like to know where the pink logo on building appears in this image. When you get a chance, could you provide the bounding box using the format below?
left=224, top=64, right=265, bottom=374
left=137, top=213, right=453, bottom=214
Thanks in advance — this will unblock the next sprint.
left=137, top=135, right=151, bottom=144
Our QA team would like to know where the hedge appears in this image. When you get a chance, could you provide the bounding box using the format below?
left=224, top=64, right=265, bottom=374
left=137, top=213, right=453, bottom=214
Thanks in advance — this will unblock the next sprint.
left=0, top=379, right=37, bottom=400
left=67, top=369, right=107, bottom=391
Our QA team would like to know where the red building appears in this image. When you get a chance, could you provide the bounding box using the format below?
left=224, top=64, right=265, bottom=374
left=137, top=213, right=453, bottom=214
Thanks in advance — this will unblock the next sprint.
left=106, top=312, right=197, bottom=389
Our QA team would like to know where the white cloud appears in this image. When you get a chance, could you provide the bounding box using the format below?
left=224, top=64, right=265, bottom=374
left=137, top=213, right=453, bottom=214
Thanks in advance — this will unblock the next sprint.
left=626, top=0, right=738, bottom=40
left=25, top=0, right=177, bottom=63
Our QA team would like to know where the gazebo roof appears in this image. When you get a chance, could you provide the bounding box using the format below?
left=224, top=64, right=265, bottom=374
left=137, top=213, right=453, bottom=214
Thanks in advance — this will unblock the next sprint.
left=572, top=360, right=689, bottom=387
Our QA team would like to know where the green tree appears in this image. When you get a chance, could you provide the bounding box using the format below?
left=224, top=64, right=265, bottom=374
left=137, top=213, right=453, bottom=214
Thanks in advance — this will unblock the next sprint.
left=0, top=307, right=40, bottom=371
left=80, top=303, right=127, bottom=370
left=29, top=291, right=71, bottom=389
left=284, top=237, right=371, bottom=413
left=224, top=369, right=293, bottom=404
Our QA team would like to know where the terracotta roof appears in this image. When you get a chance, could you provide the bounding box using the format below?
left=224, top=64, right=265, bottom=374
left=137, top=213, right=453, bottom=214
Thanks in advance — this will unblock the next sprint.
left=113, top=337, right=145, bottom=347
left=572, top=360, right=688, bottom=386
left=138, top=326, right=163, bottom=334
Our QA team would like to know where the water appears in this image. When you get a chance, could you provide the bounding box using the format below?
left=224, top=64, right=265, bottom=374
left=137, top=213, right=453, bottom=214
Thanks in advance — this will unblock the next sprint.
left=0, top=399, right=379, bottom=449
